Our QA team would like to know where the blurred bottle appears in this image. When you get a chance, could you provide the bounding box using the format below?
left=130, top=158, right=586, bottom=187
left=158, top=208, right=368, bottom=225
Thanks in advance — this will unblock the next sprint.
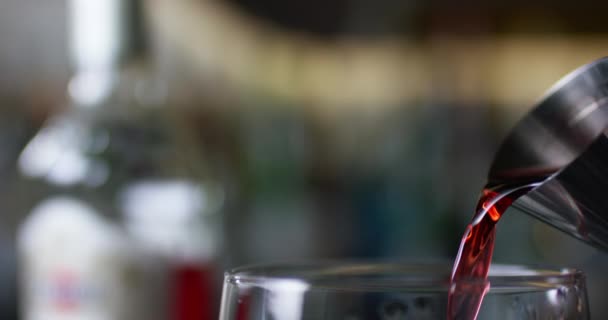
left=121, top=179, right=222, bottom=320
left=16, top=0, right=222, bottom=319
left=18, top=197, right=143, bottom=320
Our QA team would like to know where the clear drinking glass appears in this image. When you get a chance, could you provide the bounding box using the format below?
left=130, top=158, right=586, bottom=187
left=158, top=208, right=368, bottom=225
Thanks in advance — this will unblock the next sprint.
left=219, top=262, right=589, bottom=320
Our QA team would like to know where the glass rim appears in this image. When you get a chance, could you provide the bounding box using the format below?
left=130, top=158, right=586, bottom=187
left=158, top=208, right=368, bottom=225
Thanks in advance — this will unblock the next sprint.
left=225, top=261, right=585, bottom=293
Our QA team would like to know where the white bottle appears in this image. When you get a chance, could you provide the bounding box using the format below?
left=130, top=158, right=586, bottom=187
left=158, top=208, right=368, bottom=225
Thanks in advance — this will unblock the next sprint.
left=17, top=1, right=164, bottom=318
left=16, top=0, right=220, bottom=318
left=18, top=197, right=140, bottom=320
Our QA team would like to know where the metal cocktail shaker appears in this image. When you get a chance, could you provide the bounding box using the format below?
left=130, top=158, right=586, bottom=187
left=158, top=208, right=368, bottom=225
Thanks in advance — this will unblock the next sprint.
left=489, top=56, right=608, bottom=250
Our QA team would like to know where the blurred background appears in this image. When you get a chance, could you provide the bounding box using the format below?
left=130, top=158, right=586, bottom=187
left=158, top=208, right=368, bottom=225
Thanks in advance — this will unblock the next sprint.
left=1, top=0, right=608, bottom=319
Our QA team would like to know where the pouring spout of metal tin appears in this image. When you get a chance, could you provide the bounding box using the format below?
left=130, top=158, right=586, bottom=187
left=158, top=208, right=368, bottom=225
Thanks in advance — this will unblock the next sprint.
left=488, top=57, right=608, bottom=250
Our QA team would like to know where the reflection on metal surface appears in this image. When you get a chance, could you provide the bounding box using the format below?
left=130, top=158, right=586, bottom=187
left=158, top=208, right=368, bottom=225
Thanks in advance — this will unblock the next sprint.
left=488, top=57, right=608, bottom=251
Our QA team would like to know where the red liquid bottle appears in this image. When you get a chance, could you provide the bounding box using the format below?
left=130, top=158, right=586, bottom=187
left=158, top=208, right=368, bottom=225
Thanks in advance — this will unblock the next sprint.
left=172, top=262, right=216, bottom=320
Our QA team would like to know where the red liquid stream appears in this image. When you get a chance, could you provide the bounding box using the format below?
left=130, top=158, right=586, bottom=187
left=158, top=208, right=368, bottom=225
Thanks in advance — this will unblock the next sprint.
left=447, top=183, right=537, bottom=320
